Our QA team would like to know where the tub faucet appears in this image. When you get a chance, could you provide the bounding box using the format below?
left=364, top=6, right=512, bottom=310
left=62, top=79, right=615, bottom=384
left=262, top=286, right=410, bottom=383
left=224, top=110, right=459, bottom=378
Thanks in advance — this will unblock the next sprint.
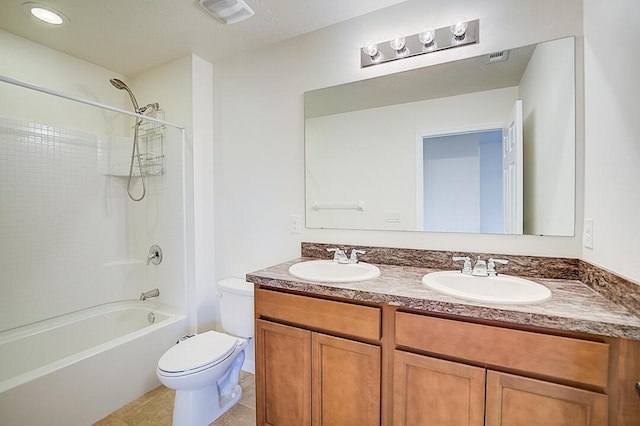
left=140, top=288, right=160, bottom=301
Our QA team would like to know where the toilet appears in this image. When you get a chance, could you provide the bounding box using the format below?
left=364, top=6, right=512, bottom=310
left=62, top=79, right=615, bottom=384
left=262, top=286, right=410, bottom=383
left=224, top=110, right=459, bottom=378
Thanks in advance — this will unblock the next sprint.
left=157, top=278, right=254, bottom=426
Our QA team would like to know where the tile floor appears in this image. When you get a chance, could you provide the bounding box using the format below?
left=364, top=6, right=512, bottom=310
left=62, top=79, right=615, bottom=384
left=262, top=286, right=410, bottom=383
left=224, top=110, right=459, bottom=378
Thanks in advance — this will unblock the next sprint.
left=94, top=371, right=256, bottom=426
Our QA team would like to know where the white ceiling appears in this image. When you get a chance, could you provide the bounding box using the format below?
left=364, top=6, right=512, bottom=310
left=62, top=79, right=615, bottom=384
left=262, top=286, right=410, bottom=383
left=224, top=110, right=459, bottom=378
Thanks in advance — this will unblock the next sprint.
left=0, top=0, right=407, bottom=76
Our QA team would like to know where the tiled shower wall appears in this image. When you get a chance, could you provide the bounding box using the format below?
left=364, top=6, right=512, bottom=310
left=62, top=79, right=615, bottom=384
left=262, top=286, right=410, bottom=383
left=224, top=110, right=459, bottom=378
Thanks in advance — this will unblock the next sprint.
left=0, top=116, right=145, bottom=332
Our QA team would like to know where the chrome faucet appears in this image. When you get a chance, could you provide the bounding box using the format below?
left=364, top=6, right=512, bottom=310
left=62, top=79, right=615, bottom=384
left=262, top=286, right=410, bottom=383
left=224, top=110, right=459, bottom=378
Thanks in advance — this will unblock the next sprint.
left=452, top=256, right=509, bottom=276
left=326, top=248, right=349, bottom=264
left=471, top=256, right=487, bottom=276
left=349, top=249, right=366, bottom=264
left=140, top=288, right=159, bottom=301
left=452, top=256, right=472, bottom=274
left=487, top=258, right=509, bottom=276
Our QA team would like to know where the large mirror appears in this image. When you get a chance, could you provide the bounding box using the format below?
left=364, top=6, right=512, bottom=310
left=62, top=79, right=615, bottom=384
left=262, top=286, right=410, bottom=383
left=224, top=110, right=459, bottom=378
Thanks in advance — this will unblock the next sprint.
left=304, top=37, right=575, bottom=236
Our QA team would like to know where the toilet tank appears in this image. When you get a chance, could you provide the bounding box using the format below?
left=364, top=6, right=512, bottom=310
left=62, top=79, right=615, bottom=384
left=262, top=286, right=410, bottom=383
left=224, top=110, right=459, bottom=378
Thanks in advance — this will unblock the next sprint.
left=218, top=278, right=254, bottom=338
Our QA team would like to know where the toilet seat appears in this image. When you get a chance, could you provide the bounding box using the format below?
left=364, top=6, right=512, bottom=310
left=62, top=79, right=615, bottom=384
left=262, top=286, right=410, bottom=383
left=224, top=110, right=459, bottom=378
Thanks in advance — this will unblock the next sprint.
left=157, top=331, right=240, bottom=377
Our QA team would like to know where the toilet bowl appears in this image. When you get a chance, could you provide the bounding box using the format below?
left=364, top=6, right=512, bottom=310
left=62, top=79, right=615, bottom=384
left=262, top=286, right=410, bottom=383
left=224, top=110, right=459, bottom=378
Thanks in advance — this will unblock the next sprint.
left=157, top=278, right=254, bottom=426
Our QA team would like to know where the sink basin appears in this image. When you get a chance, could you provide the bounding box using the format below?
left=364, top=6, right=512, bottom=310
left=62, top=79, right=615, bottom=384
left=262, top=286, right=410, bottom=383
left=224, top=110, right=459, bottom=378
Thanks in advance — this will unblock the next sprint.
left=422, top=271, right=552, bottom=304
left=289, top=260, right=381, bottom=283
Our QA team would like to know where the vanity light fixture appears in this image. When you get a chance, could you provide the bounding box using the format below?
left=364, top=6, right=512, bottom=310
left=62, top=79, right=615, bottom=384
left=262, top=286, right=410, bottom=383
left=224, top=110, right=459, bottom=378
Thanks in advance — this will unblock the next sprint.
left=419, top=29, right=436, bottom=46
left=450, top=19, right=468, bottom=38
left=22, top=2, right=67, bottom=25
left=361, top=19, right=479, bottom=68
left=362, top=41, right=381, bottom=62
left=389, top=34, right=408, bottom=56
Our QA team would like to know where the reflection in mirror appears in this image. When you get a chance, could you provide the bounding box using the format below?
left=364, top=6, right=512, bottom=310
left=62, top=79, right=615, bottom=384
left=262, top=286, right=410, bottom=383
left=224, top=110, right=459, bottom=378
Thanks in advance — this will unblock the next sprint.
left=305, top=37, right=575, bottom=236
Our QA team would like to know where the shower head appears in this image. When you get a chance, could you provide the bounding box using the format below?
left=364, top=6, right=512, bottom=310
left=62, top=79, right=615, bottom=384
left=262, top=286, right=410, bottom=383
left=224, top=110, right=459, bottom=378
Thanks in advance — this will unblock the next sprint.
left=109, top=78, right=140, bottom=113
left=109, top=78, right=128, bottom=91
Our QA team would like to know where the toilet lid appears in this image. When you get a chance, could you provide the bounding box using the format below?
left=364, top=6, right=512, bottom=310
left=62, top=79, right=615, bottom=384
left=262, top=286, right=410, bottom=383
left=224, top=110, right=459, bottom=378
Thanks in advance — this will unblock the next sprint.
left=158, top=331, right=239, bottom=374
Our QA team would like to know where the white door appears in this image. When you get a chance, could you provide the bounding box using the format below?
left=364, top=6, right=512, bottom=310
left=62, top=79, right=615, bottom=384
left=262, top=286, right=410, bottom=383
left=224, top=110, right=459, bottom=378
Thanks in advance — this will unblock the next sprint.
left=503, top=100, right=523, bottom=234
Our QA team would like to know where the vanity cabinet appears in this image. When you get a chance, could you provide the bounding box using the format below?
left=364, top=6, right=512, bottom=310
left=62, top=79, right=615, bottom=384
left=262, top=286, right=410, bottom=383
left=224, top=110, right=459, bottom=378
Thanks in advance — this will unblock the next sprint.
left=393, top=348, right=608, bottom=426
left=485, top=370, right=608, bottom=425
left=254, top=285, right=640, bottom=426
left=255, top=288, right=382, bottom=426
left=393, top=350, right=486, bottom=425
left=394, top=312, right=610, bottom=426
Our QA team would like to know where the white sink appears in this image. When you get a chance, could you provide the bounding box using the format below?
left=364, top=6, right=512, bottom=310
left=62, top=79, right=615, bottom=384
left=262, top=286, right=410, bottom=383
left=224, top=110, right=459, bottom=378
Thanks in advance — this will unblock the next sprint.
left=422, top=271, right=552, bottom=305
left=289, top=260, right=381, bottom=283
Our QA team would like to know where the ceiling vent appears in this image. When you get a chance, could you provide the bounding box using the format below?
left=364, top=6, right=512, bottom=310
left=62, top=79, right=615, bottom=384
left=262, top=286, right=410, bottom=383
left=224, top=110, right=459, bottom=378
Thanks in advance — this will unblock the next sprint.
left=487, top=50, right=509, bottom=64
left=198, top=0, right=254, bottom=24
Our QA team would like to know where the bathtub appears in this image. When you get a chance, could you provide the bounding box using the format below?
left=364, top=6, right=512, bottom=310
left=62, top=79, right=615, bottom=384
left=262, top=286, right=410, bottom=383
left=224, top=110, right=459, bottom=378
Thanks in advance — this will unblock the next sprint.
left=0, top=300, right=188, bottom=426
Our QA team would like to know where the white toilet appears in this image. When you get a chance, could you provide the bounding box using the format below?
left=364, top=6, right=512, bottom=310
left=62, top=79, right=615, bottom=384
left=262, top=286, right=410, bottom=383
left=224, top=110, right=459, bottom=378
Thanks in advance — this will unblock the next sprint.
left=157, top=278, right=254, bottom=426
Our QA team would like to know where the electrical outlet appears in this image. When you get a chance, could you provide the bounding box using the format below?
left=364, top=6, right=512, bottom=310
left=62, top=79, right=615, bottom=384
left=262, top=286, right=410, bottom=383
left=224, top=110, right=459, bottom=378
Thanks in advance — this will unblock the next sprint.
left=289, top=214, right=301, bottom=234
left=583, top=218, right=594, bottom=249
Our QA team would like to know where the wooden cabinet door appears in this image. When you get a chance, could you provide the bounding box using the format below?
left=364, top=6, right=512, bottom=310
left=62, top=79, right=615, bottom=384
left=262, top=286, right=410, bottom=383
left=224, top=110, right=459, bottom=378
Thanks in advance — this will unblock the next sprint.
left=256, top=320, right=312, bottom=426
left=486, top=371, right=608, bottom=426
left=393, top=350, right=485, bottom=426
left=312, top=332, right=381, bottom=426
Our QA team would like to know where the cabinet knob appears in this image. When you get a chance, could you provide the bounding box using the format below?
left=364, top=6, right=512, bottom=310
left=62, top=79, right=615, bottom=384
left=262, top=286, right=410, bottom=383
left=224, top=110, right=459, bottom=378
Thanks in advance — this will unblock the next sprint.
left=636, top=382, right=640, bottom=397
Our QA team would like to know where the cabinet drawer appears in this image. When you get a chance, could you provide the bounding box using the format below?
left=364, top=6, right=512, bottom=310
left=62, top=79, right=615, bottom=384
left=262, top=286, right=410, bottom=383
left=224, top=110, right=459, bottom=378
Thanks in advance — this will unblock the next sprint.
left=395, top=312, right=609, bottom=388
left=255, top=288, right=381, bottom=341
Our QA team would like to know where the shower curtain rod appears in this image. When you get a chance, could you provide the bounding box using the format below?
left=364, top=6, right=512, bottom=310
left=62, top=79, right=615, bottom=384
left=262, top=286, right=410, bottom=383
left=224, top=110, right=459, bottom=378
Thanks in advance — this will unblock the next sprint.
left=0, top=74, right=185, bottom=131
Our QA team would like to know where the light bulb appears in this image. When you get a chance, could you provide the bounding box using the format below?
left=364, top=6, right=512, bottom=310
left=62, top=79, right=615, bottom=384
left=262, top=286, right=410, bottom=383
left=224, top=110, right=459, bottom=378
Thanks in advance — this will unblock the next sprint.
left=24, top=3, right=66, bottom=25
left=389, top=34, right=406, bottom=51
left=419, top=29, right=435, bottom=45
left=450, top=19, right=468, bottom=38
left=362, top=42, right=381, bottom=61
left=363, top=42, right=378, bottom=57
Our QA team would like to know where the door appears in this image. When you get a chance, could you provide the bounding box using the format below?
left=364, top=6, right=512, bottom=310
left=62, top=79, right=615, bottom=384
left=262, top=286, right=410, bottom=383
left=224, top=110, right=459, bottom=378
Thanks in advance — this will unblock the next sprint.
left=256, top=320, right=312, bottom=426
left=312, top=332, right=381, bottom=426
left=503, top=99, right=523, bottom=234
left=486, top=371, right=608, bottom=425
left=393, top=350, right=485, bottom=426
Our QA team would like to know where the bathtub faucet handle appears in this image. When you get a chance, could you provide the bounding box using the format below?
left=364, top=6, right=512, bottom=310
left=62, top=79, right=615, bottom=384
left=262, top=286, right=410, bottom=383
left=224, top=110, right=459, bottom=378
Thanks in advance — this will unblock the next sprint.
left=147, top=244, right=162, bottom=266
left=140, top=288, right=160, bottom=301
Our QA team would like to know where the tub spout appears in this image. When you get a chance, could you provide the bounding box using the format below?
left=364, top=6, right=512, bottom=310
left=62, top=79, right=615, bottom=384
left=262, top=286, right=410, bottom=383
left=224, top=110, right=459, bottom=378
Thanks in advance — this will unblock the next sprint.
left=140, top=288, right=159, bottom=301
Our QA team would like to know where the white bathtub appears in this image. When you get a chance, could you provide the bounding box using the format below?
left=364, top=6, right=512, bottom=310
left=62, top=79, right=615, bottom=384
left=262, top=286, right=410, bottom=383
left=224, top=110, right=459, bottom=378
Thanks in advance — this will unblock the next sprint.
left=0, top=300, right=188, bottom=426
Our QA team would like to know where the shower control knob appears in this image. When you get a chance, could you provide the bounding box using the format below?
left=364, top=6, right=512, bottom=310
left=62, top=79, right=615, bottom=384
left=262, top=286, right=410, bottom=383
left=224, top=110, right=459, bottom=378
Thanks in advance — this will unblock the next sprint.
left=147, top=244, right=163, bottom=265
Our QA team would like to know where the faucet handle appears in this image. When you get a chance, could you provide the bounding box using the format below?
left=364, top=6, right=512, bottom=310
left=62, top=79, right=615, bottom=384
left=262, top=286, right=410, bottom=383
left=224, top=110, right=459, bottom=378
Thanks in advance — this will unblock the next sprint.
left=326, top=248, right=348, bottom=263
left=147, top=244, right=163, bottom=265
left=487, top=258, right=509, bottom=276
left=452, top=256, right=472, bottom=274
left=349, top=249, right=366, bottom=263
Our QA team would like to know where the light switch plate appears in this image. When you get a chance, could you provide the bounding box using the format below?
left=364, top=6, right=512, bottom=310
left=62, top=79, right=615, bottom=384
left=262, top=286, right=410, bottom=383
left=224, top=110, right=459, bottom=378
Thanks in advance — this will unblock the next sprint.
left=289, top=214, right=301, bottom=234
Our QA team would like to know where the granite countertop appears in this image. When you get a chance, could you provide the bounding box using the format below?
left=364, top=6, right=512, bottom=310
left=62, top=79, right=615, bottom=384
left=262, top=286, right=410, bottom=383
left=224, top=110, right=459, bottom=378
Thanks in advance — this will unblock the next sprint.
left=247, top=258, right=640, bottom=341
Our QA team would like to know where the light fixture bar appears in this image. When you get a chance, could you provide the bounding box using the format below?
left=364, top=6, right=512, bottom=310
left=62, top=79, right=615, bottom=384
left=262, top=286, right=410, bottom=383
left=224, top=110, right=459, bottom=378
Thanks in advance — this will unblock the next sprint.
left=361, top=19, right=479, bottom=68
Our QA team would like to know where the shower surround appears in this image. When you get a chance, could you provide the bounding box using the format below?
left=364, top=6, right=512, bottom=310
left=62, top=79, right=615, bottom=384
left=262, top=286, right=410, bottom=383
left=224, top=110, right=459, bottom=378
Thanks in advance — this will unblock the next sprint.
left=0, top=95, right=188, bottom=424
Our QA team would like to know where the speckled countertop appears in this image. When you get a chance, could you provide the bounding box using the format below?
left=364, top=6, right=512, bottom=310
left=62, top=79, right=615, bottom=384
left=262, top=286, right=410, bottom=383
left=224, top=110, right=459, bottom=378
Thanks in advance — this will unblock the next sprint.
left=247, top=258, right=640, bottom=341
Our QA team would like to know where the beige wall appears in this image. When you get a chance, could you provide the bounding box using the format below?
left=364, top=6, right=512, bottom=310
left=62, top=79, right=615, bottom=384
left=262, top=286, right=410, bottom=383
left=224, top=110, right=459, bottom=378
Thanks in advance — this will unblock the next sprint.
left=212, top=0, right=585, bottom=282
left=582, top=0, right=640, bottom=283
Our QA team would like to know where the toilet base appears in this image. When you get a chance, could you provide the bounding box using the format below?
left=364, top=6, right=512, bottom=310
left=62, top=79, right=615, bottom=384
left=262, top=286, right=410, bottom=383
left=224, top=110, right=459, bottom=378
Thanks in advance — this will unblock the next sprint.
left=172, top=383, right=243, bottom=426
left=168, top=348, right=247, bottom=426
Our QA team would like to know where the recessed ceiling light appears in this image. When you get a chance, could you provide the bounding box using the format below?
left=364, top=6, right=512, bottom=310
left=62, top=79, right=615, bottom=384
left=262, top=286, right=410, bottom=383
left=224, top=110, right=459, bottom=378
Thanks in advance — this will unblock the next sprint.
left=22, top=3, right=67, bottom=25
